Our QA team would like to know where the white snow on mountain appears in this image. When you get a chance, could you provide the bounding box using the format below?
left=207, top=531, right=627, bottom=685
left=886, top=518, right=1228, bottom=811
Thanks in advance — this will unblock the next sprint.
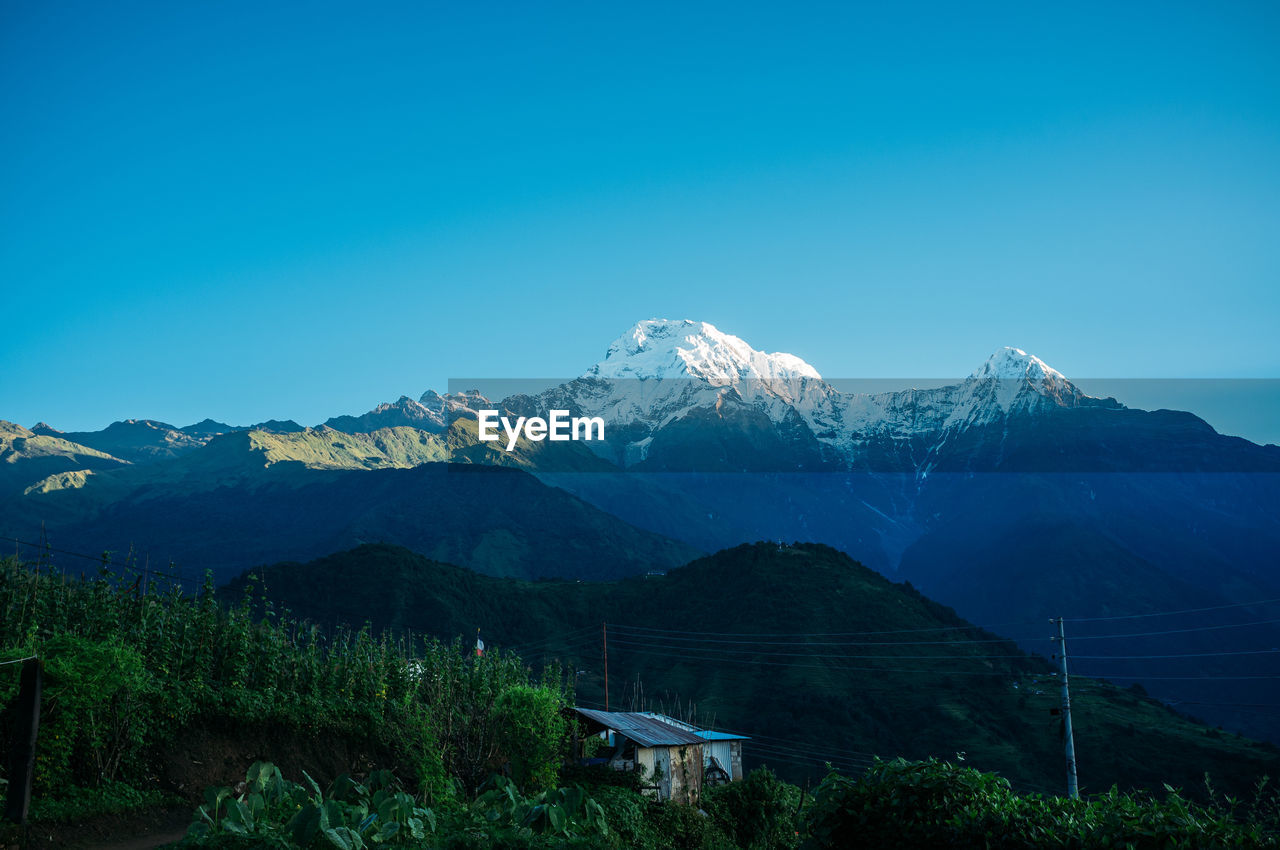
left=574, top=322, right=1103, bottom=465
left=418, top=389, right=493, bottom=416
left=971, top=346, right=1064, bottom=382
left=368, top=319, right=1105, bottom=466
left=588, top=319, right=822, bottom=390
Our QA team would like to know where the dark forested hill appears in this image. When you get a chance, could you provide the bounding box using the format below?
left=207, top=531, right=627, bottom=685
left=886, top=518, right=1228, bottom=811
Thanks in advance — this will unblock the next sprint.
left=8, top=461, right=698, bottom=584
left=226, top=541, right=1278, bottom=798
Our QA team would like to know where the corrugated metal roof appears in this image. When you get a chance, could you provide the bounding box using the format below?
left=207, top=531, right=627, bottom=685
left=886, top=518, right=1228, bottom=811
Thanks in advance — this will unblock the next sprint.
left=636, top=712, right=750, bottom=741
left=575, top=708, right=705, bottom=748
left=694, top=730, right=750, bottom=741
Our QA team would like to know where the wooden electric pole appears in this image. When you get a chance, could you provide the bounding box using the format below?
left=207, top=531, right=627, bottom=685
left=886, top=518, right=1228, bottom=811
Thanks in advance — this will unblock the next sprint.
left=1051, top=617, right=1079, bottom=799
left=5, top=657, right=43, bottom=826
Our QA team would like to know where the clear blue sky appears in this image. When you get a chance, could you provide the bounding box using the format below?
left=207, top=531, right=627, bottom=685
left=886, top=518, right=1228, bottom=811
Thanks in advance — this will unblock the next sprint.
left=2, top=1, right=1278, bottom=440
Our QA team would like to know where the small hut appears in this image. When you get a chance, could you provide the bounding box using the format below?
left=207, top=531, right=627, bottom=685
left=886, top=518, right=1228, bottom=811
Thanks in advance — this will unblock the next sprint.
left=574, top=708, right=705, bottom=803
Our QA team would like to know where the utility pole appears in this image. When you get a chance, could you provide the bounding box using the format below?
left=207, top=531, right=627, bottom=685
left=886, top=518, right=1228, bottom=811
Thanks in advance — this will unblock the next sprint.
left=1051, top=617, right=1079, bottom=799
left=5, top=657, right=42, bottom=826
left=603, top=622, right=609, bottom=712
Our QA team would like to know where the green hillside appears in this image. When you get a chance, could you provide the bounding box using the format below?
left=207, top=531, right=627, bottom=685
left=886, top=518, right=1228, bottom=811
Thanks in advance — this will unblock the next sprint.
left=0, top=420, right=128, bottom=493
left=228, top=542, right=1280, bottom=799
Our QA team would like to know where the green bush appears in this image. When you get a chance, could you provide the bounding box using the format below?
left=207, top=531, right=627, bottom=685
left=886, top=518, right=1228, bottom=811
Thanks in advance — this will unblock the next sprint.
left=645, top=798, right=735, bottom=850
left=184, top=761, right=436, bottom=848
left=186, top=769, right=613, bottom=850
left=10, top=635, right=155, bottom=793
left=492, top=685, right=568, bottom=794
left=590, top=784, right=658, bottom=848
left=803, top=758, right=1280, bottom=850
left=25, top=780, right=173, bottom=823
left=705, top=768, right=801, bottom=850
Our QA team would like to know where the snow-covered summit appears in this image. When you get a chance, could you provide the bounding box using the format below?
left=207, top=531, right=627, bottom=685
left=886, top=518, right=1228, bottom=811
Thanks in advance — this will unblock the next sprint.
left=951, top=346, right=1087, bottom=420
left=587, top=319, right=822, bottom=386
left=970, top=347, right=1066, bottom=383
left=358, top=321, right=1106, bottom=467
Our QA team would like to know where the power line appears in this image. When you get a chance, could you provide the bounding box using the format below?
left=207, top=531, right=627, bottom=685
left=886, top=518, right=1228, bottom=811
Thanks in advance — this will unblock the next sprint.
left=1072, top=648, right=1280, bottom=660
left=607, top=619, right=1042, bottom=638
left=1065, top=597, right=1280, bottom=623
left=1163, top=701, right=1280, bottom=709
left=1065, top=618, right=1280, bottom=641
left=610, top=618, right=1280, bottom=645
left=721, top=731, right=884, bottom=762
left=3, top=535, right=194, bottom=585
left=1075, top=673, right=1280, bottom=681
left=610, top=644, right=1033, bottom=676
left=748, top=740, right=875, bottom=765
left=583, top=661, right=1049, bottom=702
left=505, top=627, right=601, bottom=653
left=606, top=629, right=1042, bottom=648
left=607, top=636, right=1036, bottom=661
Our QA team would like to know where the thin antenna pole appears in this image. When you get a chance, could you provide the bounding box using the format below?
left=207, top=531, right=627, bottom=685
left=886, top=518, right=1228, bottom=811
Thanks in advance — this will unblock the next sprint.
left=1052, top=617, right=1079, bottom=798
left=603, top=622, right=609, bottom=712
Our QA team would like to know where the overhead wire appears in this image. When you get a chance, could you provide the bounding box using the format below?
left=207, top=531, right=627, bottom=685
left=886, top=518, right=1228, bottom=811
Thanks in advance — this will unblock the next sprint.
left=609, top=644, right=1033, bottom=676
left=3, top=534, right=196, bottom=586
left=608, top=619, right=1043, bottom=638
left=1065, top=597, right=1280, bottom=623
left=1072, top=648, right=1280, bottom=660
left=607, top=636, right=1036, bottom=660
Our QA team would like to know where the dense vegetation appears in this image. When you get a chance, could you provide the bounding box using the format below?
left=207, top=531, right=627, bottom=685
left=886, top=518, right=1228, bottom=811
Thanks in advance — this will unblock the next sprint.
left=2, top=552, right=1279, bottom=847
left=228, top=541, right=1280, bottom=797
left=806, top=757, right=1280, bottom=849
left=0, top=554, right=564, bottom=828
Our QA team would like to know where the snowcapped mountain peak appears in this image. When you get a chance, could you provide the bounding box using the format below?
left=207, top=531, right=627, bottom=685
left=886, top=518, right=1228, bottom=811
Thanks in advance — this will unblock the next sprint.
left=588, top=318, right=822, bottom=386
left=936, top=346, right=1093, bottom=429
left=971, top=347, right=1066, bottom=384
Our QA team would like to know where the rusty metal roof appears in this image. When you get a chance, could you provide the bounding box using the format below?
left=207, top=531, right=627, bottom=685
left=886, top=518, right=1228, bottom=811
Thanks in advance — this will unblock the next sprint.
left=575, top=708, right=705, bottom=748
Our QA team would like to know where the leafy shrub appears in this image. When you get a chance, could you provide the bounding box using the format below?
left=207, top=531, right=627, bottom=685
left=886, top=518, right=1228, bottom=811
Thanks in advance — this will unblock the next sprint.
left=25, top=780, right=173, bottom=823
left=445, top=775, right=609, bottom=846
left=705, top=768, right=801, bottom=850
left=12, top=635, right=155, bottom=792
left=492, top=685, right=568, bottom=794
left=558, top=763, right=646, bottom=793
left=645, top=798, right=735, bottom=850
left=590, top=784, right=659, bottom=848
left=185, top=761, right=435, bottom=848
left=803, top=757, right=1280, bottom=850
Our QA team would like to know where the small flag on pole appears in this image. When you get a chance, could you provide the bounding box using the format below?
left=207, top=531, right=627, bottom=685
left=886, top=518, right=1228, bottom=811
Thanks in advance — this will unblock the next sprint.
left=475, top=628, right=484, bottom=657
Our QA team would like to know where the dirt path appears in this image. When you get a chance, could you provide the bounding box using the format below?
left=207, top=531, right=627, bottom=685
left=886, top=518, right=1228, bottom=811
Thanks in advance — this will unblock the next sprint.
left=82, top=819, right=189, bottom=850
left=19, top=807, right=191, bottom=850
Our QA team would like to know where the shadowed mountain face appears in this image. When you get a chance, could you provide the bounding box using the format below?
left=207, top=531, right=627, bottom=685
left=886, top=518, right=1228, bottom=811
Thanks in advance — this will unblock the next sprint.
left=224, top=541, right=1280, bottom=798
left=5, top=461, right=698, bottom=584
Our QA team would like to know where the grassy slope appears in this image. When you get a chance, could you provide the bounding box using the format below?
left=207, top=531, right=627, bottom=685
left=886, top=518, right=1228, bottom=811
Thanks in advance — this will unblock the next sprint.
left=0, top=420, right=127, bottom=492
left=10, top=416, right=609, bottom=499
left=6, top=417, right=691, bottom=584
left=228, top=541, right=1279, bottom=799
